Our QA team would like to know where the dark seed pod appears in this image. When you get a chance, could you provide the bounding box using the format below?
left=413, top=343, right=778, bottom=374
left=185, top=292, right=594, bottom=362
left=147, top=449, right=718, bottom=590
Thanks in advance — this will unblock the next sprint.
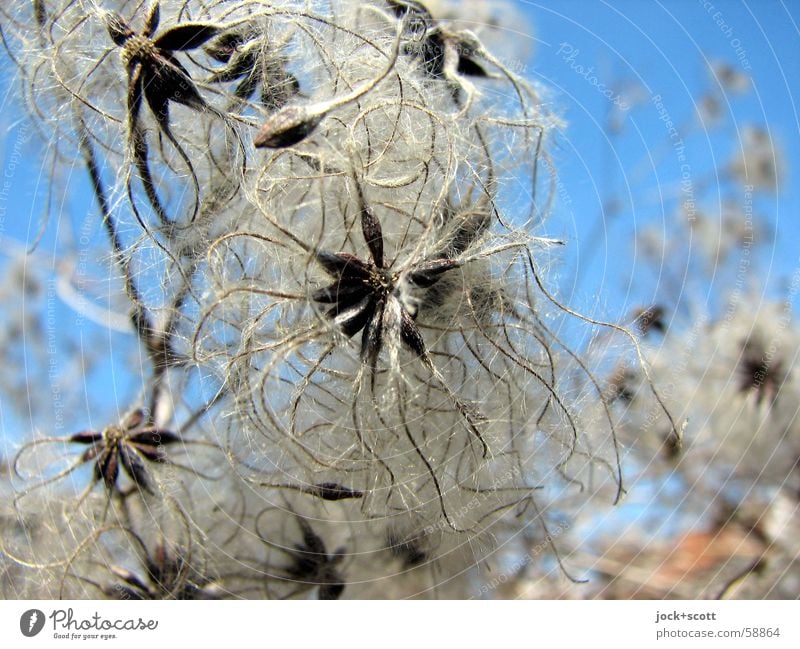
left=253, top=106, right=322, bottom=148
left=205, top=28, right=255, bottom=62
left=154, top=24, right=221, bottom=51
left=311, top=483, right=364, bottom=501
left=634, top=305, right=666, bottom=336
left=104, top=12, right=134, bottom=46
left=33, top=0, right=47, bottom=28
left=253, top=23, right=403, bottom=146
left=406, top=259, right=459, bottom=288
left=663, top=427, right=683, bottom=460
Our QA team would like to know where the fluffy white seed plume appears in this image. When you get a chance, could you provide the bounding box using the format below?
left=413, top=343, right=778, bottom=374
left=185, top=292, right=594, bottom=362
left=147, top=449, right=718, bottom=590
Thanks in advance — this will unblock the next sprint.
left=1, top=0, right=656, bottom=598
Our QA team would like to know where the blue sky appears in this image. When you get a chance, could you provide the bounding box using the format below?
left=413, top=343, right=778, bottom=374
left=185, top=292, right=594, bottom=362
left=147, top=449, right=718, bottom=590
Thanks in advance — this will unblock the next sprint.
left=509, top=0, right=800, bottom=547
left=516, top=0, right=799, bottom=319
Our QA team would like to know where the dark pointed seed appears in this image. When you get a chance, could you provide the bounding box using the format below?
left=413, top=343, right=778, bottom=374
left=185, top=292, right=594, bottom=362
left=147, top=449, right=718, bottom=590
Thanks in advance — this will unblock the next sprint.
left=129, top=442, right=163, bottom=462
left=334, top=298, right=374, bottom=338
left=97, top=450, right=120, bottom=489
left=33, top=0, right=47, bottom=27
left=154, top=23, right=221, bottom=51
left=253, top=106, right=322, bottom=148
left=123, top=409, right=146, bottom=430
left=81, top=447, right=100, bottom=463
left=70, top=431, right=103, bottom=445
left=315, top=251, right=371, bottom=279
left=312, top=281, right=367, bottom=306
left=208, top=48, right=259, bottom=83
left=143, top=75, right=171, bottom=125
left=130, top=429, right=181, bottom=446
left=105, top=12, right=134, bottom=46
left=295, top=517, right=328, bottom=557
left=144, top=53, right=208, bottom=111
left=457, top=55, right=489, bottom=78
left=233, top=72, right=261, bottom=101
left=311, top=483, right=364, bottom=500
left=205, top=30, right=253, bottom=62
left=361, top=298, right=386, bottom=367
left=358, top=196, right=385, bottom=268
left=399, top=309, right=427, bottom=358
left=120, top=445, right=151, bottom=492
left=406, top=258, right=458, bottom=287
left=144, top=2, right=161, bottom=37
